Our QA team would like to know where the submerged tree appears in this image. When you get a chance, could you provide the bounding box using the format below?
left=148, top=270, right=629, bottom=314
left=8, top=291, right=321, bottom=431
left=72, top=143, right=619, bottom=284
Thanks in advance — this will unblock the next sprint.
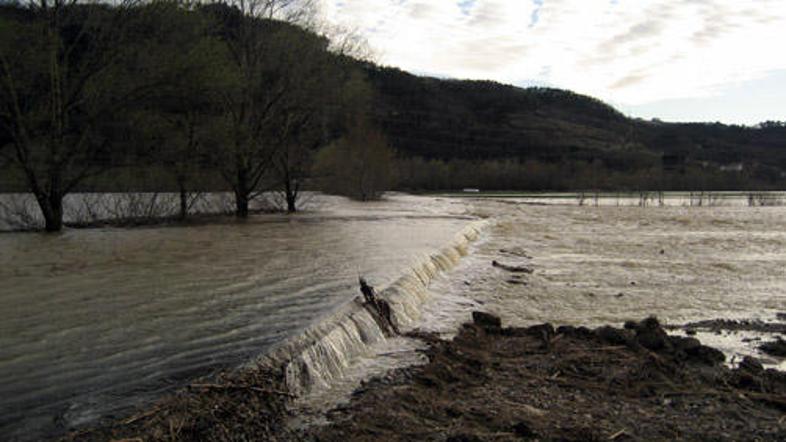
left=0, top=1, right=214, bottom=231
left=0, top=2, right=136, bottom=231
left=267, top=19, right=376, bottom=213
left=135, top=6, right=231, bottom=220
left=201, top=0, right=336, bottom=217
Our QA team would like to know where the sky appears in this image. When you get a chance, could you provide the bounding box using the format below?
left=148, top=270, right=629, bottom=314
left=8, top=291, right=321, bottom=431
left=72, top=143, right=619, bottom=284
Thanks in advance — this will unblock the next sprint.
left=316, top=0, right=786, bottom=125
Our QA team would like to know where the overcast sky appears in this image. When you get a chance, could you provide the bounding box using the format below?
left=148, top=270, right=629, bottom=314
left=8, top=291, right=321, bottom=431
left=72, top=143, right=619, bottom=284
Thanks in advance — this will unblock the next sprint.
left=317, top=0, right=786, bottom=125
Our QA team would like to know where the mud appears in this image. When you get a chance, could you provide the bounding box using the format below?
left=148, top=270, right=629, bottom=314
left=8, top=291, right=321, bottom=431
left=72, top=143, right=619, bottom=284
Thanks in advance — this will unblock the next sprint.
left=63, top=367, right=297, bottom=442
left=311, top=314, right=786, bottom=442
left=669, top=318, right=786, bottom=334
left=65, top=314, right=786, bottom=442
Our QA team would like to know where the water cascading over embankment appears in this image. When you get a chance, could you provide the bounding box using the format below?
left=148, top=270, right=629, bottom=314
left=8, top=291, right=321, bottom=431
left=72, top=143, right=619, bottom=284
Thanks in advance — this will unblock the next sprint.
left=258, top=220, right=487, bottom=396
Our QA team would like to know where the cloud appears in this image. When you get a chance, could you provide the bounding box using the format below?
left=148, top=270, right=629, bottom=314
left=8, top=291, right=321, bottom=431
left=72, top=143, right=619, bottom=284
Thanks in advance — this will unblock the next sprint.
left=317, top=0, right=786, bottom=108
left=609, top=73, right=648, bottom=90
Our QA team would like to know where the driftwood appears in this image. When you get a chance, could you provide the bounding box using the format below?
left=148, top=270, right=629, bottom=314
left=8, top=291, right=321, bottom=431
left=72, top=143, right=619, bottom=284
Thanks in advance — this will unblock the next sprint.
left=359, top=277, right=400, bottom=335
left=492, top=260, right=533, bottom=273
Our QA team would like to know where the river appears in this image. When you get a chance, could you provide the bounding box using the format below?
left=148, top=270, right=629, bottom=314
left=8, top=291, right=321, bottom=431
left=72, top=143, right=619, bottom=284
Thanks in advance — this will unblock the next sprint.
left=1, top=192, right=785, bottom=440
left=0, top=193, right=473, bottom=440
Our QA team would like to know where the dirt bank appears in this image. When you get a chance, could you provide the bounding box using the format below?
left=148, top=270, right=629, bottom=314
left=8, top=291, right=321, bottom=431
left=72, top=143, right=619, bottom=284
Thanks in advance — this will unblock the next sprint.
left=310, top=314, right=786, bottom=442
left=63, top=367, right=297, bottom=442
left=66, top=314, right=786, bottom=441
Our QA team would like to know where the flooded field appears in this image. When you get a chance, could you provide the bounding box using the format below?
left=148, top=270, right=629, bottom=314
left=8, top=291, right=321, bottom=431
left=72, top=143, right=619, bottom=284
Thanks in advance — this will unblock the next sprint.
left=424, top=196, right=786, bottom=366
left=2, top=192, right=786, bottom=440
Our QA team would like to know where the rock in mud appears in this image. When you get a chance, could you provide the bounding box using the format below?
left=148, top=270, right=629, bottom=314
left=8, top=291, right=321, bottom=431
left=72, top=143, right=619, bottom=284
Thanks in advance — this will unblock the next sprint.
left=524, top=323, right=555, bottom=339
left=595, top=326, right=634, bottom=346
left=471, top=311, right=501, bottom=329
left=625, top=316, right=671, bottom=351
left=556, top=325, right=593, bottom=338
left=684, top=344, right=726, bottom=365
left=669, top=336, right=702, bottom=352
left=739, top=356, right=765, bottom=373
left=760, top=337, right=786, bottom=357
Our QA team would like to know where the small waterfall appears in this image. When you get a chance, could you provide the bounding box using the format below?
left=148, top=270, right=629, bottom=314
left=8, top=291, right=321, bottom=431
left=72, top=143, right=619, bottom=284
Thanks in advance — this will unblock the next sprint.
left=258, top=220, right=487, bottom=396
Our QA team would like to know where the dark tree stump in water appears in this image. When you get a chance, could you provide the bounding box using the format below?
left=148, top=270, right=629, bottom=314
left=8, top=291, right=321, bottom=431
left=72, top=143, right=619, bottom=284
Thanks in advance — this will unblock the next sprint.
left=359, top=278, right=400, bottom=335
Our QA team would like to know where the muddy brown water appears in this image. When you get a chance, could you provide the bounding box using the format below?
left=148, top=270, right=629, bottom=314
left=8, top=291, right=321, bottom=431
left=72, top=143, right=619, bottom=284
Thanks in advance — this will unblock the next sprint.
left=0, top=194, right=473, bottom=440
left=423, top=197, right=786, bottom=367
left=2, top=192, right=786, bottom=440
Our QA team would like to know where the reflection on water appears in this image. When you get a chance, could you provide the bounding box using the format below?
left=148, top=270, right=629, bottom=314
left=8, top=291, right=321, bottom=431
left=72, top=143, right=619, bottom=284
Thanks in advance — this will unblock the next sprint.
left=0, top=193, right=472, bottom=440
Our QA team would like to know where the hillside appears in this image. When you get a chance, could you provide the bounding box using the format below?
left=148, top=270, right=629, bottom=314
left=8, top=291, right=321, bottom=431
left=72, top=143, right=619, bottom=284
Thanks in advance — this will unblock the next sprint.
left=1, top=0, right=784, bottom=197
left=365, top=65, right=786, bottom=188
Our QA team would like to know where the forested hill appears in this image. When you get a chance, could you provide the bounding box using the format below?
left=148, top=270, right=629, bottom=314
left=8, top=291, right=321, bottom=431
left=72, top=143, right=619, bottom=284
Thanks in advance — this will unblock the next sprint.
left=366, top=66, right=633, bottom=161
left=364, top=65, right=786, bottom=187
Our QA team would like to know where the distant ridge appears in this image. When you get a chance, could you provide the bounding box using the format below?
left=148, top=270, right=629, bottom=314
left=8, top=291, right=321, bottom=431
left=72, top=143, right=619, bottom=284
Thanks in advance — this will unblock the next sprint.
left=364, top=64, right=786, bottom=187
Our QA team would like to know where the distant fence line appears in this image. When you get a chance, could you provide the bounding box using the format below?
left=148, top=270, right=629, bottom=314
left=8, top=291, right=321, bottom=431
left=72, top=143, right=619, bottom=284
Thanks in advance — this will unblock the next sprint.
left=3, top=191, right=785, bottom=232
left=571, top=191, right=786, bottom=208
left=0, top=192, right=242, bottom=231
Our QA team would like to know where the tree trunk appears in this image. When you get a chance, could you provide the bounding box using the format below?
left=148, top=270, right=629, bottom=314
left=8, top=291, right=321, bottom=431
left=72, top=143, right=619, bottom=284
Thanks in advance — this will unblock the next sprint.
left=235, top=168, right=250, bottom=218
left=177, top=177, right=188, bottom=221
left=284, top=177, right=297, bottom=213
left=36, top=192, right=64, bottom=232
left=286, top=193, right=297, bottom=213
left=235, top=190, right=249, bottom=218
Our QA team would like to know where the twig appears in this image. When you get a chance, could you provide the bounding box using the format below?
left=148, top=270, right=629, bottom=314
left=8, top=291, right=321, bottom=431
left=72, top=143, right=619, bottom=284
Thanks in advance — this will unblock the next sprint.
left=189, top=383, right=295, bottom=397
left=122, top=406, right=161, bottom=425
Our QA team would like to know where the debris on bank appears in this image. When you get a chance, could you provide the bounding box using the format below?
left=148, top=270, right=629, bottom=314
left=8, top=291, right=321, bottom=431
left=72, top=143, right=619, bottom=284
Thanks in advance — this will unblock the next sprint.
left=313, top=314, right=786, bottom=442
left=63, top=367, right=297, bottom=442
left=67, top=314, right=786, bottom=442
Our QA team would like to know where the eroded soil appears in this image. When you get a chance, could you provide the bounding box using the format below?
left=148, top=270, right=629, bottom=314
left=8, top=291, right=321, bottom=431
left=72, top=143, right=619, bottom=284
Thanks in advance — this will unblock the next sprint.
left=310, top=315, right=786, bottom=442
left=65, top=315, right=786, bottom=442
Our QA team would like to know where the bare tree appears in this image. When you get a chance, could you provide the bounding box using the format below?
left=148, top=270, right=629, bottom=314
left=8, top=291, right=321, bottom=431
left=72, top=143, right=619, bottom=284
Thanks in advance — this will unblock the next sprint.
left=272, top=142, right=311, bottom=212
left=265, top=7, right=376, bottom=213
left=0, top=1, right=201, bottom=231
left=204, top=0, right=339, bottom=217
left=137, top=27, right=230, bottom=220
left=0, top=1, right=135, bottom=230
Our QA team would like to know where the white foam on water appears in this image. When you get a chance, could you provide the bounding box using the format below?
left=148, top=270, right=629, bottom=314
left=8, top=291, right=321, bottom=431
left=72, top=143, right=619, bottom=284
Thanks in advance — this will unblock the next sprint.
left=257, top=221, right=488, bottom=410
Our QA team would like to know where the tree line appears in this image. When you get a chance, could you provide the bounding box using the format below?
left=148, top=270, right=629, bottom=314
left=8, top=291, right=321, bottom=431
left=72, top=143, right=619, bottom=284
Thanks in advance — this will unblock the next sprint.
left=395, top=157, right=766, bottom=192
left=0, top=0, right=394, bottom=231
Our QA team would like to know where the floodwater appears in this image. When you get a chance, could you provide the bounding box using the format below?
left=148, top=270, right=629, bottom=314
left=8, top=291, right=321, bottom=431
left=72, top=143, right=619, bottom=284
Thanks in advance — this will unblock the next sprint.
left=2, top=192, right=786, bottom=440
left=420, top=196, right=786, bottom=366
left=0, top=193, right=473, bottom=440
left=289, top=193, right=786, bottom=423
